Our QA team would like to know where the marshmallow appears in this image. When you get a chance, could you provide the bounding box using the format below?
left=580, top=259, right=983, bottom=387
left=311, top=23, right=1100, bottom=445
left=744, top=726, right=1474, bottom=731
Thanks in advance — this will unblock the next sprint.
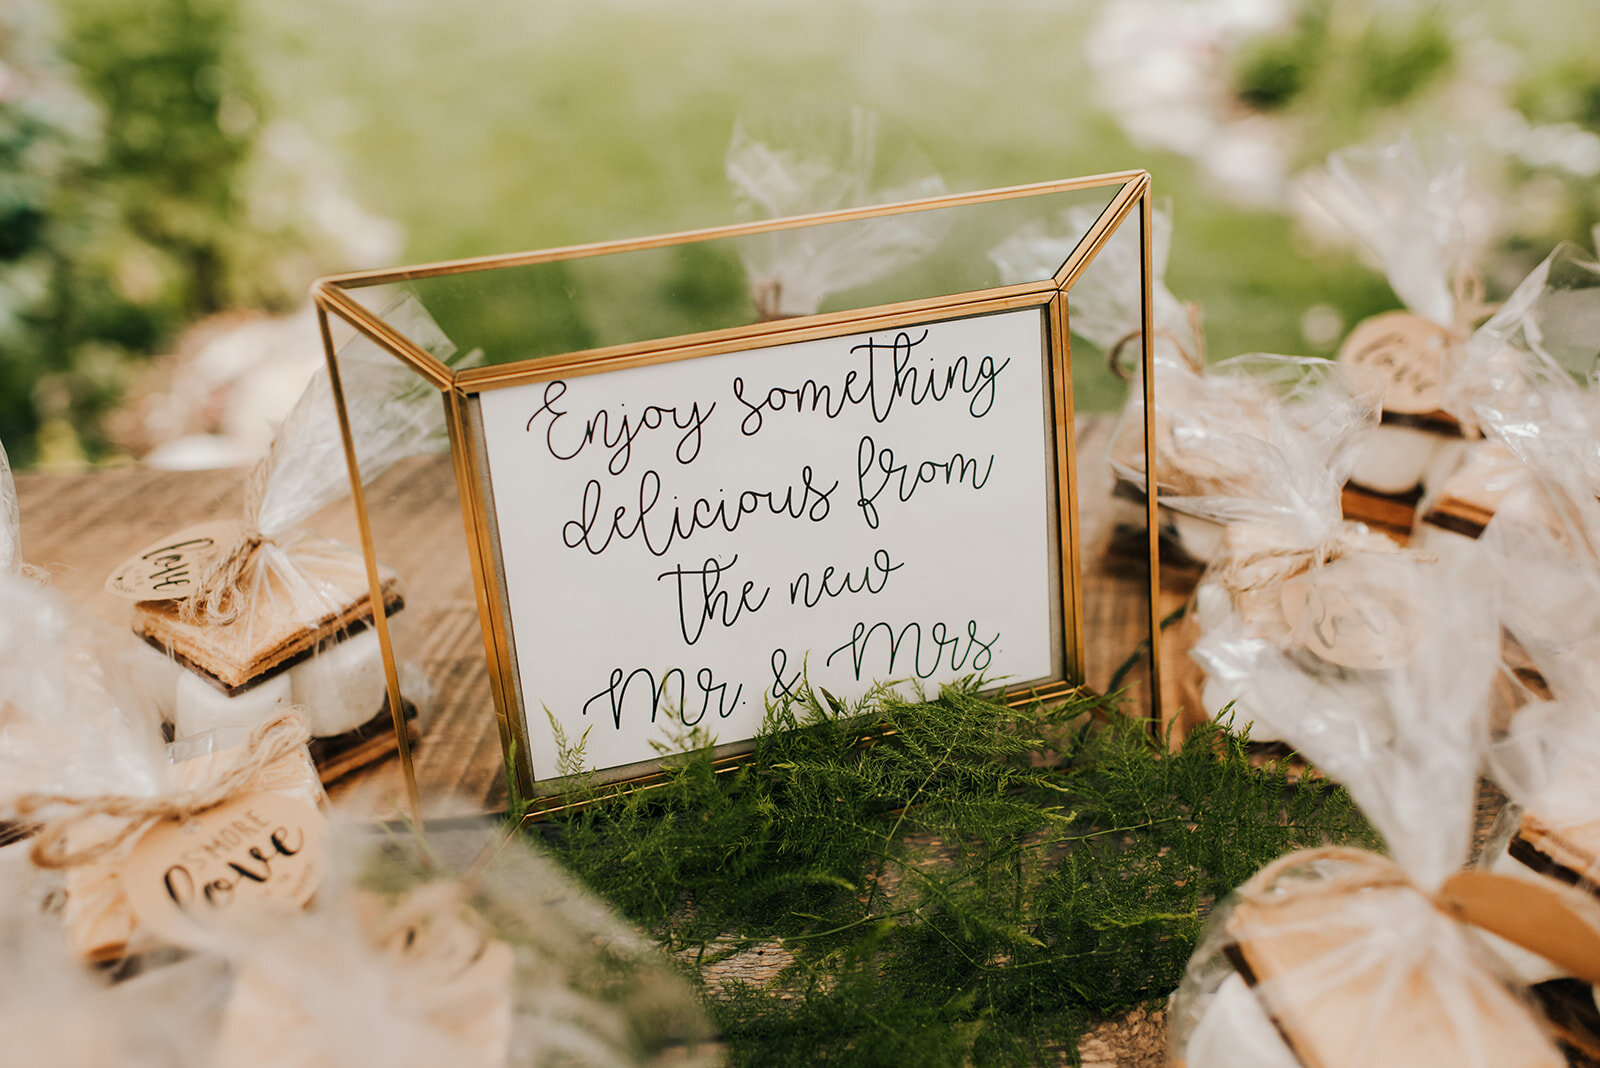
left=288, top=629, right=388, bottom=737
left=127, top=641, right=183, bottom=726
left=1186, top=973, right=1299, bottom=1068
left=1172, top=512, right=1226, bottom=565
left=174, top=670, right=293, bottom=741
left=1412, top=522, right=1478, bottom=562
left=1350, top=425, right=1442, bottom=496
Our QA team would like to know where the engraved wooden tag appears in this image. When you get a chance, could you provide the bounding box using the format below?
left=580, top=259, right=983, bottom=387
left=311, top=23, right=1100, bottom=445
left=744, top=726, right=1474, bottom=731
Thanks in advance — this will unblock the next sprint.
left=119, top=792, right=326, bottom=945
left=1438, top=869, right=1600, bottom=988
left=1280, top=563, right=1421, bottom=669
left=1338, top=311, right=1452, bottom=415
left=105, top=520, right=244, bottom=602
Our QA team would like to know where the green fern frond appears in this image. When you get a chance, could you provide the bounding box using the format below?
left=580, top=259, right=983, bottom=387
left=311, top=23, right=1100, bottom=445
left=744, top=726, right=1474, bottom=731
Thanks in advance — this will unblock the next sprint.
left=532, top=680, right=1375, bottom=1065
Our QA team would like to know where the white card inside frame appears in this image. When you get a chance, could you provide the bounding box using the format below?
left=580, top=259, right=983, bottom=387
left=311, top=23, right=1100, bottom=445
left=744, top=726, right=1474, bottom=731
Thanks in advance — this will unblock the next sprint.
left=472, top=305, right=1063, bottom=782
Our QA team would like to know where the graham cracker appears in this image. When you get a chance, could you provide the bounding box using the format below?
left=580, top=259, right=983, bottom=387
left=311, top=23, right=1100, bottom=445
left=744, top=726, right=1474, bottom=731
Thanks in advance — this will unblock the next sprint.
left=1420, top=443, right=1524, bottom=539
left=1226, top=882, right=1563, bottom=1068
left=132, top=535, right=403, bottom=694
left=1513, top=811, right=1600, bottom=891
left=308, top=699, right=419, bottom=785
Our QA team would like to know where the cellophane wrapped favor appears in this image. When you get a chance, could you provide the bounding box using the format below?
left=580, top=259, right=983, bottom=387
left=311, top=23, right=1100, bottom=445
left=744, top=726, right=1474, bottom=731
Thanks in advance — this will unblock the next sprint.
left=0, top=570, right=169, bottom=815
left=122, top=295, right=464, bottom=780
left=1412, top=243, right=1600, bottom=562
left=209, top=823, right=720, bottom=1068
left=1307, top=137, right=1491, bottom=519
left=0, top=569, right=326, bottom=964
left=0, top=576, right=234, bottom=1059
left=0, top=808, right=720, bottom=1067
left=726, top=101, right=951, bottom=319
left=1473, top=368, right=1600, bottom=899
left=1162, top=356, right=1424, bottom=744
left=1169, top=547, right=1579, bottom=1068
left=2, top=436, right=20, bottom=576
left=0, top=845, right=229, bottom=1068
left=994, top=202, right=1378, bottom=588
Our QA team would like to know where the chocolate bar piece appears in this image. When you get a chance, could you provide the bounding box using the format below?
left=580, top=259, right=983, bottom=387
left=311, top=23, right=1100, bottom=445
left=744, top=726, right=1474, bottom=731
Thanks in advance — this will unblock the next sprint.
left=1339, top=484, right=1418, bottom=541
left=307, top=698, right=419, bottom=785
left=1419, top=443, right=1525, bottom=540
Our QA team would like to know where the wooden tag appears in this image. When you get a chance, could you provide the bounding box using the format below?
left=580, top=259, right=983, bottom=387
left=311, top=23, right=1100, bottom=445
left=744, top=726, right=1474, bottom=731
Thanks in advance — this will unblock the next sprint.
left=1280, top=563, right=1421, bottom=669
left=119, top=792, right=326, bottom=945
left=1439, top=869, right=1600, bottom=987
left=1338, top=311, right=1452, bottom=415
left=106, top=520, right=244, bottom=602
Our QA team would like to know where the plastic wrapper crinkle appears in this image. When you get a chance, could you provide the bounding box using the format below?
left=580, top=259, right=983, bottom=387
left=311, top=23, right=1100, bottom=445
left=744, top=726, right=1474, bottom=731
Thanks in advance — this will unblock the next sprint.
left=0, top=820, right=719, bottom=1068
left=726, top=101, right=951, bottom=319
left=1155, top=356, right=1431, bottom=744
left=1170, top=550, right=1592, bottom=1068
left=1476, top=467, right=1600, bottom=911
left=1, top=570, right=169, bottom=811
left=0, top=850, right=229, bottom=1068
left=1409, top=244, right=1600, bottom=561
left=1445, top=244, right=1600, bottom=490
left=1307, top=137, right=1492, bottom=505
left=1, top=571, right=326, bottom=963
left=209, top=824, right=720, bottom=1068
left=993, top=201, right=1378, bottom=582
left=996, top=200, right=1220, bottom=577
left=123, top=296, right=466, bottom=772
left=1, top=436, right=20, bottom=575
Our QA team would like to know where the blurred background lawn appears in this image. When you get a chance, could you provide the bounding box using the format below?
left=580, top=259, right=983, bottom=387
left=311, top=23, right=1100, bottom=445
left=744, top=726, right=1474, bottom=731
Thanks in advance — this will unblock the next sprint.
left=5, top=0, right=1600, bottom=467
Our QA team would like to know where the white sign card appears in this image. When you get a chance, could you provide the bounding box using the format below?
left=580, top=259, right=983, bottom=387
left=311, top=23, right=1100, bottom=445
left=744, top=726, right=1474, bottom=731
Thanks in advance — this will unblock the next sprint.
left=476, top=307, right=1059, bottom=781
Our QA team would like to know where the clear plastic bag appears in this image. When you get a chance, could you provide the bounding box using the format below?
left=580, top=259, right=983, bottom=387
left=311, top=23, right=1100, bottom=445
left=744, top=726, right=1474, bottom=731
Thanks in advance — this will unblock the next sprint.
left=1012, top=201, right=1379, bottom=574
left=990, top=196, right=1199, bottom=371
left=1, top=571, right=326, bottom=963
left=131, top=295, right=463, bottom=749
left=1446, top=244, right=1600, bottom=488
left=1307, top=138, right=1493, bottom=502
left=727, top=101, right=951, bottom=319
left=1171, top=549, right=1576, bottom=1068
left=1410, top=246, right=1600, bottom=590
left=1475, top=472, right=1600, bottom=905
left=211, top=822, right=719, bottom=1068
left=0, top=820, right=719, bottom=1068
left=0, top=844, right=229, bottom=1068
left=1307, top=137, right=1475, bottom=331
left=0, top=571, right=169, bottom=807
left=1, top=437, right=19, bottom=576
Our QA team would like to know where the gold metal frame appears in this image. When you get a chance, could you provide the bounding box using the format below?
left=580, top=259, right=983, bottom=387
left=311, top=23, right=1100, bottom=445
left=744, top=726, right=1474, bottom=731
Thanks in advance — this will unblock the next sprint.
left=312, top=172, right=1163, bottom=825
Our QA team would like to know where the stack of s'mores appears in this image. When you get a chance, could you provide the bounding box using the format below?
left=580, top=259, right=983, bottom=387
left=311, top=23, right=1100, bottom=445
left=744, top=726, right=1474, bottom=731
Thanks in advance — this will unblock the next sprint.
left=131, top=532, right=416, bottom=784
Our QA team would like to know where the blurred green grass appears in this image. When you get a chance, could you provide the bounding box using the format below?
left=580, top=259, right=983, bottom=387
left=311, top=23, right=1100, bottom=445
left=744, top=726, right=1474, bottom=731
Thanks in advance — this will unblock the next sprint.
left=241, top=0, right=1404, bottom=411
left=28, top=0, right=1599, bottom=465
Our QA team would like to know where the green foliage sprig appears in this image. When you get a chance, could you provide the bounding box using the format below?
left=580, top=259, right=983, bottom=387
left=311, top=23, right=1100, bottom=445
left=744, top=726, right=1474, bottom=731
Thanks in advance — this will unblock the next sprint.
left=534, top=681, right=1375, bottom=1065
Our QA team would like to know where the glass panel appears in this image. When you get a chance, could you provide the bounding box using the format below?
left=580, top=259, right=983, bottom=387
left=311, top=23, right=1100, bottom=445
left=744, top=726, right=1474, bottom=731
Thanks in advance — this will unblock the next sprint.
left=319, top=178, right=1158, bottom=810
left=1062, top=206, right=1160, bottom=725
left=349, top=182, right=1129, bottom=368
left=318, top=330, right=507, bottom=821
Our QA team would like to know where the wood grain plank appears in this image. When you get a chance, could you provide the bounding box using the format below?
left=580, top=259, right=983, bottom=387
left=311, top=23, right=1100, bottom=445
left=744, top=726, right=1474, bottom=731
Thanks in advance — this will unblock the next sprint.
left=15, top=413, right=1151, bottom=821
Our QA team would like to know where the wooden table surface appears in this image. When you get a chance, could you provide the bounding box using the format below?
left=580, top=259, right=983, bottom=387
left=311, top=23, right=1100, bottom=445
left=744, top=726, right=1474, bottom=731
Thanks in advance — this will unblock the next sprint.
left=15, top=414, right=1166, bottom=823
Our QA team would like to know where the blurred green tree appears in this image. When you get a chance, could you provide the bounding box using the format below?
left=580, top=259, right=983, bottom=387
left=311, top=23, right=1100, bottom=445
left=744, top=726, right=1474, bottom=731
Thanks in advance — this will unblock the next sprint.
left=0, top=0, right=299, bottom=467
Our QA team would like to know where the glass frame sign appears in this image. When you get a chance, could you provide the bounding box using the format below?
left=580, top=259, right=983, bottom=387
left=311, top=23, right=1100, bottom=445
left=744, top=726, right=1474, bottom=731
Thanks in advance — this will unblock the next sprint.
left=311, top=173, right=1163, bottom=814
